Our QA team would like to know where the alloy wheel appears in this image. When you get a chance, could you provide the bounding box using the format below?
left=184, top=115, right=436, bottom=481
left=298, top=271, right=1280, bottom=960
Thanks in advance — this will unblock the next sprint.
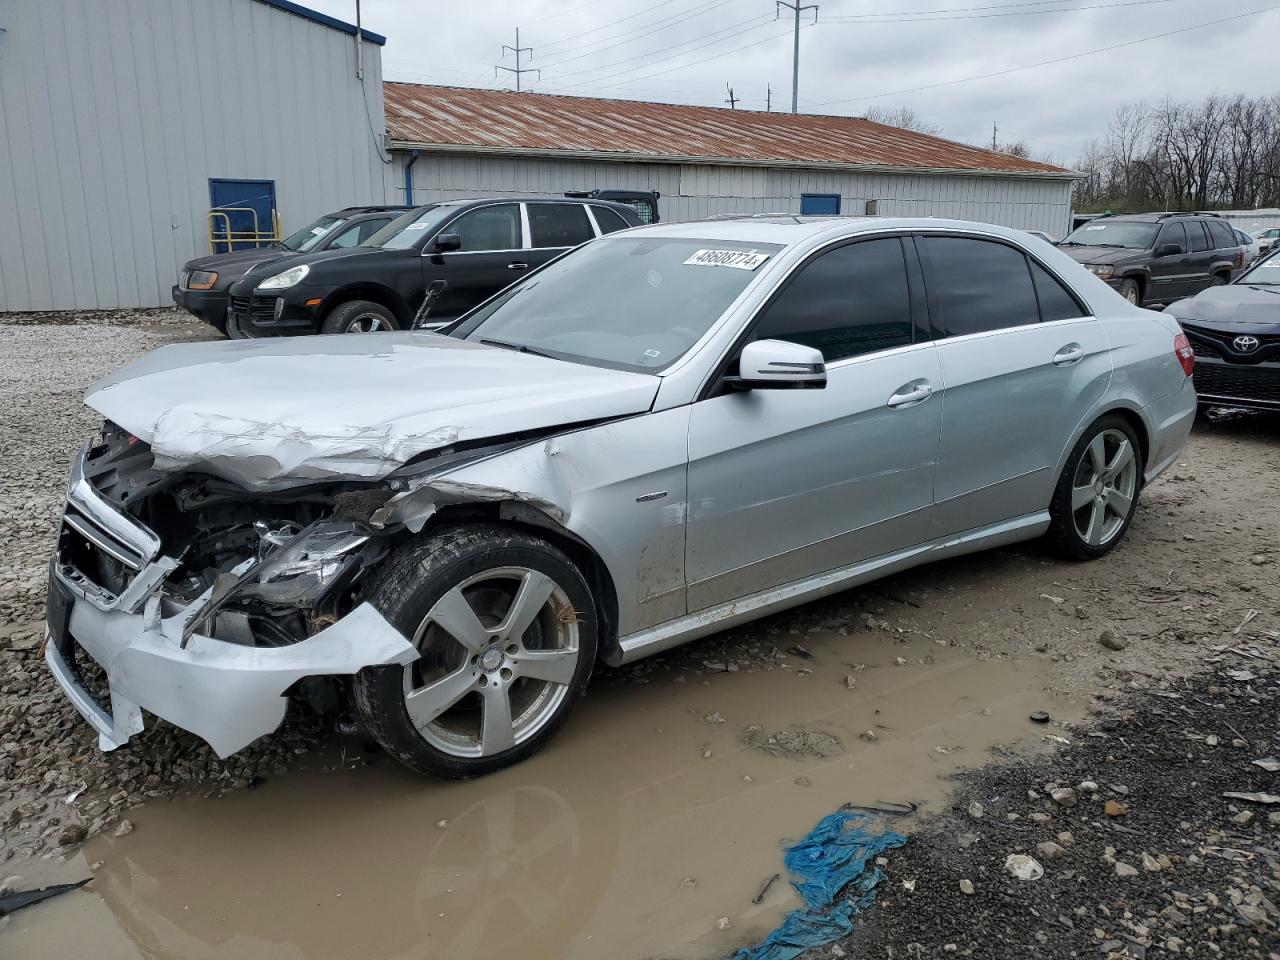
left=345, top=312, right=394, bottom=333
left=403, top=566, right=580, bottom=758
left=1070, top=428, right=1138, bottom=547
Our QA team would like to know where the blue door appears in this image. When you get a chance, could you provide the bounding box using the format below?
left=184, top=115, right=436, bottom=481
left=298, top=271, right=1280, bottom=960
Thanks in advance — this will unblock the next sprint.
left=209, top=178, right=277, bottom=253
left=800, top=193, right=841, bottom=215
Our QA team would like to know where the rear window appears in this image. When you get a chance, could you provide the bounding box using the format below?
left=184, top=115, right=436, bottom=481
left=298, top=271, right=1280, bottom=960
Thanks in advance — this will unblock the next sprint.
left=591, top=206, right=631, bottom=234
left=529, top=203, right=594, bottom=249
left=1207, top=220, right=1236, bottom=249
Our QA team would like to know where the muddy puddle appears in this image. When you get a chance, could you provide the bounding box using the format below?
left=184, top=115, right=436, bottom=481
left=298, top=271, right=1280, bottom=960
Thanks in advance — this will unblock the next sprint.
left=6, top=630, right=1076, bottom=960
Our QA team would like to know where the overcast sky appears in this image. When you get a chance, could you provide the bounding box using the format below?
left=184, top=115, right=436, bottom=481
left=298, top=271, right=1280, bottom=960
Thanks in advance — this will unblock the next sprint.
left=306, top=0, right=1279, bottom=163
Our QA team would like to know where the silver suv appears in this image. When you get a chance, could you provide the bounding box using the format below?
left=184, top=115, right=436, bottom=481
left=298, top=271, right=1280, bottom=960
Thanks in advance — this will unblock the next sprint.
left=46, top=217, right=1197, bottom=778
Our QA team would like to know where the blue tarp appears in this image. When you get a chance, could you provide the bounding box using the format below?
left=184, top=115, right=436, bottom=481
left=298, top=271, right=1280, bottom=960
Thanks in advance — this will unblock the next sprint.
left=730, top=811, right=907, bottom=960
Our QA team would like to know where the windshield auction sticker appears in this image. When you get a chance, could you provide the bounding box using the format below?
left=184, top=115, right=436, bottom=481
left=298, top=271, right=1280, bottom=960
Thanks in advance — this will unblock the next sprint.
left=683, top=249, right=771, bottom=270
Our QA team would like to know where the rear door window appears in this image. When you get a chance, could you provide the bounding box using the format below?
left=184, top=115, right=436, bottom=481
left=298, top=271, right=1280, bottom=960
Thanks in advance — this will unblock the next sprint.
left=590, top=206, right=631, bottom=234
left=1029, top=261, right=1086, bottom=322
left=528, top=203, right=595, bottom=249
left=752, top=238, right=914, bottom=362
left=919, top=236, right=1039, bottom=337
left=1207, top=220, right=1236, bottom=250
left=1185, top=221, right=1211, bottom=253
left=448, top=204, right=522, bottom=252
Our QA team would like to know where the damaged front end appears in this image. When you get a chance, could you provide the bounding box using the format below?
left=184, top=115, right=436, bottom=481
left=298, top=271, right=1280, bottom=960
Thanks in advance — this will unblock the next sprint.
left=46, top=423, right=419, bottom=758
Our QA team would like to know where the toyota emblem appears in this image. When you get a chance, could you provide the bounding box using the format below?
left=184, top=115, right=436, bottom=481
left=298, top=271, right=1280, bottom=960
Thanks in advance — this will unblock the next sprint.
left=1233, top=335, right=1261, bottom=352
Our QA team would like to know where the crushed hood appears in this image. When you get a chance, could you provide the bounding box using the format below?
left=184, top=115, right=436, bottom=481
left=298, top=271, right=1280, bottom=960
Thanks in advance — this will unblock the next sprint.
left=1164, top=283, right=1280, bottom=329
left=85, top=334, right=660, bottom=490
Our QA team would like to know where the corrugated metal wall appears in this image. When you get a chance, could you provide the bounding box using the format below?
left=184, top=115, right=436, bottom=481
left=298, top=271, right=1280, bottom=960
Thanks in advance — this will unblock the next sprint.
left=0, top=0, right=394, bottom=312
left=396, top=152, right=1075, bottom=237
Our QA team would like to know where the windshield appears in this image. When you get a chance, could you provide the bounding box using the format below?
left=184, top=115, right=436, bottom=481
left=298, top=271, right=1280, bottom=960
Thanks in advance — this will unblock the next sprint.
left=1238, top=251, right=1280, bottom=284
left=453, top=236, right=784, bottom=372
left=282, top=215, right=344, bottom=251
left=1060, top=221, right=1158, bottom=249
left=364, top=205, right=453, bottom=249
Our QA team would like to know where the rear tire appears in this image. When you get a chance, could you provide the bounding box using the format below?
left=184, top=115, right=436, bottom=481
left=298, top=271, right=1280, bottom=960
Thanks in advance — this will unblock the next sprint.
left=1118, top=278, right=1141, bottom=305
left=354, top=526, right=597, bottom=779
left=1046, top=415, right=1143, bottom=561
left=321, top=299, right=400, bottom=335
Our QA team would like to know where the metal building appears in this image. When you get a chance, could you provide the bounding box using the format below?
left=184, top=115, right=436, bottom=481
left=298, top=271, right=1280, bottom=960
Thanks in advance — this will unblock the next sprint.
left=0, top=0, right=394, bottom=312
left=384, top=85, right=1079, bottom=237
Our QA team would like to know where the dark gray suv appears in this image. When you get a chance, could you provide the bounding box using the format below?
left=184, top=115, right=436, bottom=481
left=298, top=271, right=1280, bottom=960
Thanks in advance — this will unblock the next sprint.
left=1058, top=212, right=1244, bottom=306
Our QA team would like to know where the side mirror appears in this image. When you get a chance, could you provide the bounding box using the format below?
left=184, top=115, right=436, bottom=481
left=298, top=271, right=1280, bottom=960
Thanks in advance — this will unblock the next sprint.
left=728, top=339, right=826, bottom=390
left=1156, top=243, right=1183, bottom=257
left=433, top=233, right=462, bottom=252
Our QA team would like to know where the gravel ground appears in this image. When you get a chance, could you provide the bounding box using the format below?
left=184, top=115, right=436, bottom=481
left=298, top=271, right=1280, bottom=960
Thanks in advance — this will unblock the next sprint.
left=817, top=667, right=1280, bottom=959
left=1, top=309, right=1277, bottom=882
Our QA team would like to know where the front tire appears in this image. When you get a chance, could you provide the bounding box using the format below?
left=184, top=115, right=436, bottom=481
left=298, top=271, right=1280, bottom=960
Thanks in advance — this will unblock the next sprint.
left=1118, top=278, right=1141, bottom=305
left=354, top=526, right=597, bottom=779
left=1046, top=415, right=1142, bottom=560
left=321, top=299, right=400, bottom=335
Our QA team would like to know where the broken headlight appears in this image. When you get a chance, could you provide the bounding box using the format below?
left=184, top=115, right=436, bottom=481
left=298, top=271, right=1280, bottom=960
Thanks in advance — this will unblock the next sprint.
left=239, top=520, right=371, bottom=607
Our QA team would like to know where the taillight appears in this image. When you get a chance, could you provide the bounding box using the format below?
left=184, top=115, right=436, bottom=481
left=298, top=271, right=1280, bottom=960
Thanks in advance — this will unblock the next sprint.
left=1237, top=248, right=1245, bottom=270
left=1174, top=332, right=1195, bottom=376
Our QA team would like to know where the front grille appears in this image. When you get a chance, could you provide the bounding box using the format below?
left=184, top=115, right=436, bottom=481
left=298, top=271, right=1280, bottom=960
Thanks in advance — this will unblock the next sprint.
left=229, top=295, right=276, bottom=321
left=1182, top=323, right=1280, bottom=365
left=1193, top=360, right=1280, bottom=405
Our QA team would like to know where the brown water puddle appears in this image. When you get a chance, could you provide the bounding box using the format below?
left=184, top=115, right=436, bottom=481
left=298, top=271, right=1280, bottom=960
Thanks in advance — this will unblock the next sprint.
left=6, top=631, right=1076, bottom=960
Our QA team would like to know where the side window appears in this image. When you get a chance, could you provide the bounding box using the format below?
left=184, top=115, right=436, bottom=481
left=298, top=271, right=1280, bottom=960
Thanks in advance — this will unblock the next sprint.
left=753, top=238, right=913, bottom=362
left=357, top=217, right=392, bottom=243
left=447, top=204, right=521, bottom=252
left=1029, top=261, right=1086, bottom=322
left=590, top=206, right=630, bottom=234
left=1185, top=221, right=1211, bottom=253
left=528, top=203, right=594, bottom=249
left=919, top=236, right=1039, bottom=337
left=327, top=222, right=365, bottom=248
left=1157, top=221, right=1187, bottom=251
left=1207, top=220, right=1236, bottom=250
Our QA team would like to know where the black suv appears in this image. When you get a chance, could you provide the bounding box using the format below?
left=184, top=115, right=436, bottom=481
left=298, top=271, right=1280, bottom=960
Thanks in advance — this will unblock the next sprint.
left=174, top=206, right=409, bottom=333
left=224, top=197, right=642, bottom=337
left=1058, top=212, right=1244, bottom=307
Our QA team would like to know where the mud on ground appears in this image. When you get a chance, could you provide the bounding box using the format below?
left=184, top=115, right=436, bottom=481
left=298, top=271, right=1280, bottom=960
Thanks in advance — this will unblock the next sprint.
left=823, top=667, right=1280, bottom=959
left=0, top=311, right=1277, bottom=959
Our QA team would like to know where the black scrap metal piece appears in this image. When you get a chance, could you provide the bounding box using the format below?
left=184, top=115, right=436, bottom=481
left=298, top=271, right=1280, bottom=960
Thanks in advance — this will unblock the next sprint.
left=839, top=800, right=919, bottom=817
left=0, top=878, right=90, bottom=917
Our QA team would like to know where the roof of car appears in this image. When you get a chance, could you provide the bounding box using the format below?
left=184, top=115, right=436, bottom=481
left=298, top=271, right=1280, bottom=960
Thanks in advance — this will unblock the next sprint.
left=329, top=205, right=413, bottom=216
left=618, top=215, right=1033, bottom=245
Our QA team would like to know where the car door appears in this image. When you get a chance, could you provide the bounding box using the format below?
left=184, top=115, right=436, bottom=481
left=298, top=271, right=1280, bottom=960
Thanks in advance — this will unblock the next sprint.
left=1149, top=221, right=1193, bottom=301
left=423, top=203, right=525, bottom=321
left=1182, top=220, right=1216, bottom=294
left=525, top=202, right=597, bottom=271
left=918, top=234, right=1113, bottom=539
left=685, top=236, right=943, bottom=612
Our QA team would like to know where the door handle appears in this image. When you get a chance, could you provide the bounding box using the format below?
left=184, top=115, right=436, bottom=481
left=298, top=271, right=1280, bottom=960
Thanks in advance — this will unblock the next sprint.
left=507, top=262, right=530, bottom=271
left=1052, top=344, right=1085, bottom=366
left=886, top=381, right=933, bottom=409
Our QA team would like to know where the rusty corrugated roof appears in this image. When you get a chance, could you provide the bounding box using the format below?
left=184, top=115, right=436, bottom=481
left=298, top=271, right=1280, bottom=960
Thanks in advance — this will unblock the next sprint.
left=383, top=83, right=1071, bottom=177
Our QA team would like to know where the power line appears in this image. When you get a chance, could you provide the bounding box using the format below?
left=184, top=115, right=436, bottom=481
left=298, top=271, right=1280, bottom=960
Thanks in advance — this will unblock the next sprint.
left=553, top=16, right=785, bottom=90
left=822, top=0, right=1192, bottom=23
left=530, top=0, right=688, bottom=52
left=806, top=3, right=1280, bottom=108
left=550, top=14, right=775, bottom=81
left=517, top=0, right=608, bottom=30
left=538, top=0, right=736, bottom=65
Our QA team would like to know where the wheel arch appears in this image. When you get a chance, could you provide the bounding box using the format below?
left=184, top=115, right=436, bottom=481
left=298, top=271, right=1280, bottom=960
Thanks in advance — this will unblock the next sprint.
left=321, top=284, right=413, bottom=326
left=417, top=502, right=623, bottom=664
left=1054, top=401, right=1152, bottom=489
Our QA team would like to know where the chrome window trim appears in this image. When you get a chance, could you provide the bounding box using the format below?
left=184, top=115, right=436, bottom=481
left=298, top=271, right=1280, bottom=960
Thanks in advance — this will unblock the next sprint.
left=583, top=205, right=603, bottom=238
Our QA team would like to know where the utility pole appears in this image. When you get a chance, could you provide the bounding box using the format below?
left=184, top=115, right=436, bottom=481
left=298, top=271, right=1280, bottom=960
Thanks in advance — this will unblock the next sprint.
left=496, top=28, right=539, bottom=92
left=766, top=83, right=772, bottom=112
left=354, top=0, right=363, bottom=80
left=777, top=1, right=818, bottom=114
left=725, top=84, right=738, bottom=110
left=991, top=122, right=998, bottom=151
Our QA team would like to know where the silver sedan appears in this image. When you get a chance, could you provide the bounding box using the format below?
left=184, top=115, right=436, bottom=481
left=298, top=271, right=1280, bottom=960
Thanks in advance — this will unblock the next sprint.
left=47, top=216, right=1197, bottom=778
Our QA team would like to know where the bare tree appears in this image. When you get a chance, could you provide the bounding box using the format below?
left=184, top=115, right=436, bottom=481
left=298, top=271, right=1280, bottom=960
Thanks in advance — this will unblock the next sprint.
left=864, top=105, right=941, bottom=136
